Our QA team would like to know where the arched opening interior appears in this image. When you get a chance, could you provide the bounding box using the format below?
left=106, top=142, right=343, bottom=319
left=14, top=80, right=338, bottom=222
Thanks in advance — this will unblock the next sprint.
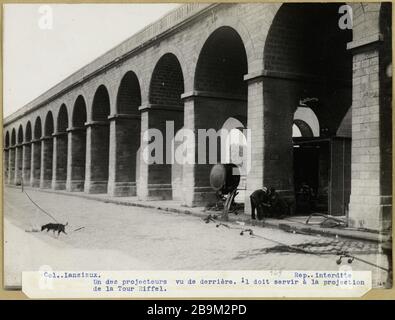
left=54, top=104, right=68, bottom=189
left=146, top=53, right=184, bottom=200
left=293, top=106, right=320, bottom=137
left=222, top=117, right=248, bottom=204
left=111, top=71, right=141, bottom=196
left=32, top=117, right=42, bottom=187
left=69, top=96, right=87, bottom=191
left=25, top=122, right=32, bottom=142
left=42, top=112, right=54, bottom=188
left=5, top=131, right=10, bottom=148
left=293, top=120, right=314, bottom=138
left=191, top=26, right=248, bottom=205
left=34, top=118, right=42, bottom=140
left=265, top=3, right=352, bottom=215
left=87, top=85, right=110, bottom=193
left=11, top=129, right=16, bottom=146
left=23, top=122, right=32, bottom=185
left=9, top=129, right=16, bottom=184
left=15, top=125, right=24, bottom=184
left=117, top=72, right=141, bottom=115
left=292, top=125, right=302, bottom=138
left=4, top=131, right=10, bottom=182
left=17, top=125, right=23, bottom=145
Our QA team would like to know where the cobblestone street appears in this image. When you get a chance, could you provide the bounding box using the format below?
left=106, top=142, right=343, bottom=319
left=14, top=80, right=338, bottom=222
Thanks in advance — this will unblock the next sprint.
left=3, top=187, right=389, bottom=288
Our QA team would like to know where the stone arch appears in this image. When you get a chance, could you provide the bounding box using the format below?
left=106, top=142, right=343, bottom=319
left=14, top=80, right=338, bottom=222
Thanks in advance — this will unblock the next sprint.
left=44, top=111, right=54, bottom=136
left=85, top=85, right=111, bottom=193
left=31, top=116, right=42, bottom=187
left=17, top=125, right=24, bottom=144
left=108, top=70, right=142, bottom=196
left=153, top=45, right=191, bottom=92
left=34, top=117, right=42, bottom=139
left=4, top=131, right=10, bottom=182
left=222, top=116, right=247, bottom=130
left=41, top=111, right=54, bottom=188
left=116, top=71, right=141, bottom=115
left=149, top=53, right=184, bottom=106
left=57, top=104, right=68, bottom=133
left=264, top=3, right=352, bottom=107
left=15, top=124, right=24, bottom=184
left=11, top=128, right=16, bottom=146
left=293, top=120, right=314, bottom=138
left=141, top=52, right=185, bottom=200
left=25, top=122, right=32, bottom=142
left=72, top=95, right=87, bottom=127
left=183, top=26, right=249, bottom=206
left=194, top=26, right=248, bottom=97
left=260, top=3, right=352, bottom=196
left=92, top=85, right=111, bottom=121
left=23, top=121, right=32, bottom=185
left=5, top=131, right=10, bottom=148
left=53, top=104, right=69, bottom=189
left=293, top=107, right=320, bottom=137
left=8, top=128, right=16, bottom=184
left=192, top=16, right=256, bottom=75
left=8, top=128, right=17, bottom=184
left=67, top=95, right=87, bottom=191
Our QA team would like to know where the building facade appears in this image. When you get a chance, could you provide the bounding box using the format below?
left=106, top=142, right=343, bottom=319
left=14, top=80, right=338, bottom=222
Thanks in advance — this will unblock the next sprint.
left=3, top=3, right=392, bottom=231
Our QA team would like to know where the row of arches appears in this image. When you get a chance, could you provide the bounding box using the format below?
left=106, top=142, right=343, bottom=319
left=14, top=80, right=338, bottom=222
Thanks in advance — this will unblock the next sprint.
left=4, top=4, right=351, bottom=197
left=3, top=48, right=187, bottom=196
left=4, top=3, right=389, bottom=220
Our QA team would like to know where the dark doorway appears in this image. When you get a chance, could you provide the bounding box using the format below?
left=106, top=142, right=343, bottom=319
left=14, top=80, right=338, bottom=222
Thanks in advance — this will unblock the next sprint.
left=294, top=145, right=320, bottom=193
left=293, top=137, right=350, bottom=216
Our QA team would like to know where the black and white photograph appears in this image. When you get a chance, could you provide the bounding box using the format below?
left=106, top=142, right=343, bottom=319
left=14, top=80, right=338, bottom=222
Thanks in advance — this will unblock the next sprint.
left=2, top=2, right=393, bottom=296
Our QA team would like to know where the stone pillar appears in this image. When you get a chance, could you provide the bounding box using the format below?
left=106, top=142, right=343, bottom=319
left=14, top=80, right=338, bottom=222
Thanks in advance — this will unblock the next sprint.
left=66, top=127, right=86, bottom=191
left=51, top=132, right=68, bottom=190
left=22, top=143, right=32, bottom=187
left=8, top=147, right=15, bottom=185
left=30, top=139, right=41, bottom=187
left=40, top=136, right=53, bottom=189
left=4, top=148, right=9, bottom=184
left=348, top=40, right=392, bottom=231
left=137, top=104, right=183, bottom=201
left=84, top=121, right=110, bottom=194
left=14, top=144, right=23, bottom=185
left=243, top=72, right=296, bottom=214
left=107, top=114, right=140, bottom=197
left=181, top=98, right=217, bottom=207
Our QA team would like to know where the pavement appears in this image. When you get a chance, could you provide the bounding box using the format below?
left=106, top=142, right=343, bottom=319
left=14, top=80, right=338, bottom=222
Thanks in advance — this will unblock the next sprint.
left=2, top=186, right=391, bottom=289
left=6, top=184, right=389, bottom=243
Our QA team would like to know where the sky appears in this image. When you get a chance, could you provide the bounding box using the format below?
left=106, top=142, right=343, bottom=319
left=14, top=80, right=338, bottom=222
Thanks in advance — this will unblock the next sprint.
left=3, top=3, right=180, bottom=118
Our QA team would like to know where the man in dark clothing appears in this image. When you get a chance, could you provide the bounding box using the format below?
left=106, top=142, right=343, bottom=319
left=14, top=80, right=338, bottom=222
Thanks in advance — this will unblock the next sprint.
left=268, top=187, right=289, bottom=218
left=250, top=187, right=271, bottom=220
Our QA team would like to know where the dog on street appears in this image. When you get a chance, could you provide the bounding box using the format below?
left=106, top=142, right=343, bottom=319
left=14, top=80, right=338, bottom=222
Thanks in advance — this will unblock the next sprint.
left=41, top=222, right=68, bottom=236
